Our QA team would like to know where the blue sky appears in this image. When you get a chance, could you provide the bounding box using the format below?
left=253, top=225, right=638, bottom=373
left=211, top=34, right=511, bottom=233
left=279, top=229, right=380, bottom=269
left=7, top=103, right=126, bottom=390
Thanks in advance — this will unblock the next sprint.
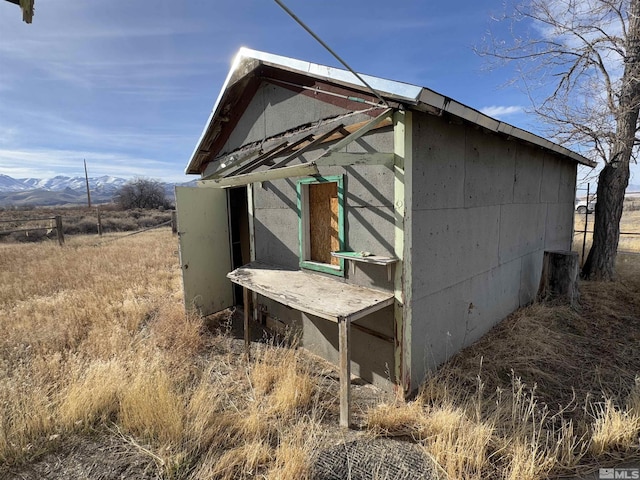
left=0, top=0, right=635, bottom=186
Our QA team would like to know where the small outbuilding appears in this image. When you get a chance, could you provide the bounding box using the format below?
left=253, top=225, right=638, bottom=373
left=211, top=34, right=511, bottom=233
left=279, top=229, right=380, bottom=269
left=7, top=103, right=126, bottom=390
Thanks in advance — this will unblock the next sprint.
left=176, top=48, right=594, bottom=426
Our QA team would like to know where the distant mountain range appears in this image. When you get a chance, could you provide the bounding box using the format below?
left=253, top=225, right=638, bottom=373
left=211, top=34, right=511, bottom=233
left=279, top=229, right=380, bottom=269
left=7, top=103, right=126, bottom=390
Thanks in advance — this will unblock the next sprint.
left=0, top=174, right=196, bottom=207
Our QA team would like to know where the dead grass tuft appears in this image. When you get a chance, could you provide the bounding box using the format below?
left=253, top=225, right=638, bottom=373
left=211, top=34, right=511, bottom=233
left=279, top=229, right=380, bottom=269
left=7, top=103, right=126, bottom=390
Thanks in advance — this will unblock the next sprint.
left=366, top=401, right=425, bottom=438
left=590, top=399, right=640, bottom=456
left=119, top=362, right=185, bottom=445
left=58, top=359, right=126, bottom=429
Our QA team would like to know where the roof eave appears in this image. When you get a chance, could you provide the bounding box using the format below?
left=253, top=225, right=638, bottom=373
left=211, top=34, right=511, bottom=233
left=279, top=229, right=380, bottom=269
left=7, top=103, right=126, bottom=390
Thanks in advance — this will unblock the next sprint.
left=413, top=88, right=596, bottom=168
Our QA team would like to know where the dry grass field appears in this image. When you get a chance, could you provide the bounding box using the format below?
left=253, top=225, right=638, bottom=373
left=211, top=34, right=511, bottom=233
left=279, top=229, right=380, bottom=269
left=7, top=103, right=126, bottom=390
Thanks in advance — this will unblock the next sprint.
left=0, top=217, right=639, bottom=479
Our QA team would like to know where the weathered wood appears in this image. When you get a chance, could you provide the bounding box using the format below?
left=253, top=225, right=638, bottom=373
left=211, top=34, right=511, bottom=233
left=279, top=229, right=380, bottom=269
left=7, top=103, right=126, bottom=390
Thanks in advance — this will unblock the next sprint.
left=200, top=162, right=319, bottom=188
left=309, top=182, right=339, bottom=265
left=0, top=216, right=56, bottom=224
left=269, top=124, right=345, bottom=170
left=331, top=252, right=399, bottom=281
left=97, top=208, right=103, bottom=236
left=55, top=215, right=64, bottom=246
left=538, top=250, right=579, bottom=306
left=338, top=317, right=351, bottom=428
left=170, top=210, right=177, bottom=235
left=226, top=262, right=394, bottom=323
left=243, top=286, right=251, bottom=361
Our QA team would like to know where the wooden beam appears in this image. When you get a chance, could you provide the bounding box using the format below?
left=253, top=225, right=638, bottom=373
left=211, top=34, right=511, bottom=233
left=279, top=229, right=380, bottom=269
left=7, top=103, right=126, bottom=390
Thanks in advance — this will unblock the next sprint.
left=269, top=124, right=345, bottom=170
left=338, top=316, right=351, bottom=428
left=315, top=108, right=393, bottom=160
left=202, top=141, right=289, bottom=180
left=316, top=152, right=394, bottom=167
left=243, top=286, right=251, bottom=361
left=230, top=135, right=313, bottom=176
left=393, top=110, right=412, bottom=394
left=317, top=117, right=392, bottom=146
left=199, top=162, right=319, bottom=188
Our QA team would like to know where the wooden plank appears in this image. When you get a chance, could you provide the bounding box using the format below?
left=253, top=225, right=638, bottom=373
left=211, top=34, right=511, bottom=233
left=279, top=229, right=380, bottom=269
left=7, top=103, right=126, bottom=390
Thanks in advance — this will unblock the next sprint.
left=393, top=109, right=412, bottom=393
left=202, top=141, right=289, bottom=180
left=351, top=322, right=394, bottom=343
left=230, top=135, right=313, bottom=176
left=331, top=252, right=398, bottom=266
left=317, top=117, right=392, bottom=146
left=314, top=108, right=393, bottom=160
left=338, top=317, right=351, bottom=428
left=226, top=263, right=394, bottom=323
left=309, top=182, right=339, bottom=265
left=199, top=163, right=320, bottom=188
left=269, top=124, right=345, bottom=170
left=0, top=216, right=56, bottom=224
left=316, top=152, right=394, bottom=167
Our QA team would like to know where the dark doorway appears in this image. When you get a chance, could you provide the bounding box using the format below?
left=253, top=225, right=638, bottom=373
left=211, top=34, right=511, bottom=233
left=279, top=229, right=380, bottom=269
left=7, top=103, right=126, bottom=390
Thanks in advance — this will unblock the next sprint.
left=228, top=186, right=250, bottom=305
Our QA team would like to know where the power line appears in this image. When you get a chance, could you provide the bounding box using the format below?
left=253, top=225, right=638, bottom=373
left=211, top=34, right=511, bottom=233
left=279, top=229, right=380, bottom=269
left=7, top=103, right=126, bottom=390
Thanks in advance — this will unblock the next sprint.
left=273, top=0, right=390, bottom=108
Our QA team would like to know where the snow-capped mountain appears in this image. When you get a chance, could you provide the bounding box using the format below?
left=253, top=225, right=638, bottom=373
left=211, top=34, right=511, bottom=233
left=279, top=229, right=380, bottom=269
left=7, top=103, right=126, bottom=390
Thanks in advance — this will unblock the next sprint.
left=0, top=174, right=129, bottom=206
left=0, top=174, right=195, bottom=207
left=13, top=175, right=128, bottom=193
left=0, top=174, right=31, bottom=191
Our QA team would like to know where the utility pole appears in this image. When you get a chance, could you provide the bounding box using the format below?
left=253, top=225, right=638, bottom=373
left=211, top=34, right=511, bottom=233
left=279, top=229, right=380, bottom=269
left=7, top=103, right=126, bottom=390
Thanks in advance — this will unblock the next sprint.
left=84, top=159, right=92, bottom=208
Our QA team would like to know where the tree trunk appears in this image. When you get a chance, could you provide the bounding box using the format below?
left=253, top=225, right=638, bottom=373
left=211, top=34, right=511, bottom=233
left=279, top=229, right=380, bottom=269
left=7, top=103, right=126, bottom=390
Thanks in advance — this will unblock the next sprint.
left=581, top=163, right=629, bottom=280
left=581, top=0, right=640, bottom=280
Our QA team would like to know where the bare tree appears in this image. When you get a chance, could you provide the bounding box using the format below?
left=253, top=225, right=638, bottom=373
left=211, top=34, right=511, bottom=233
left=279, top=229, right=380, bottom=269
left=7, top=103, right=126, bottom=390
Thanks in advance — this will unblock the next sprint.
left=481, top=0, right=640, bottom=280
left=113, top=177, right=168, bottom=210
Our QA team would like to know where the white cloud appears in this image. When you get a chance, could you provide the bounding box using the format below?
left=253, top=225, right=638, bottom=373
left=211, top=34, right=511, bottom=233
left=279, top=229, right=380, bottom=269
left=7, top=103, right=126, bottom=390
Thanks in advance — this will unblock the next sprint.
left=0, top=148, right=190, bottom=183
left=480, top=105, right=523, bottom=118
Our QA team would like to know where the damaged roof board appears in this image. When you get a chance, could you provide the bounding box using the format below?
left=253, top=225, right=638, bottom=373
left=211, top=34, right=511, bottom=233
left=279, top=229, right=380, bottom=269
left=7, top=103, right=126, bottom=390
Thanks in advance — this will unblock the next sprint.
left=185, top=47, right=594, bottom=175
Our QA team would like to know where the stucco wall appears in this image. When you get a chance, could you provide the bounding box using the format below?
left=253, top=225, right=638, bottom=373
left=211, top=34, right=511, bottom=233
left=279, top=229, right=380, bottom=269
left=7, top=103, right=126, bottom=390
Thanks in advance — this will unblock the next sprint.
left=408, top=111, right=577, bottom=389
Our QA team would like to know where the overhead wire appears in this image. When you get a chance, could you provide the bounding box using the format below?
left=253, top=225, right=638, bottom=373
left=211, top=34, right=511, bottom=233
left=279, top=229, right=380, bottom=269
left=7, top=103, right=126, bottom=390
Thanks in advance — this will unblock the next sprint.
left=272, top=0, right=391, bottom=108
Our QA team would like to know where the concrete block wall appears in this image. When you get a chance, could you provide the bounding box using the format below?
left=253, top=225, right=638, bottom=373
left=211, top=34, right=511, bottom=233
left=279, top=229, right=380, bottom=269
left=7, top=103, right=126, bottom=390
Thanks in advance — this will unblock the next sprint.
left=252, top=127, right=396, bottom=290
left=222, top=82, right=351, bottom=154
left=408, top=112, right=577, bottom=389
left=251, top=127, right=397, bottom=391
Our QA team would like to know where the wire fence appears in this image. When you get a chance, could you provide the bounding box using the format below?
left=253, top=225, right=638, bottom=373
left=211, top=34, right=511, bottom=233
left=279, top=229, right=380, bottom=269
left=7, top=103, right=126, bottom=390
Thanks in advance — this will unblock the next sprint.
left=0, top=210, right=178, bottom=247
left=0, top=215, right=64, bottom=245
left=575, top=184, right=640, bottom=265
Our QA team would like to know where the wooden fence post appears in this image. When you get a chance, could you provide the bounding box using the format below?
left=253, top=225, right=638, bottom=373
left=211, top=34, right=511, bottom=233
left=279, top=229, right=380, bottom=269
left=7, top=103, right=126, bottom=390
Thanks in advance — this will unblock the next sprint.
left=171, top=210, right=177, bottom=235
left=96, top=208, right=103, bottom=236
left=55, top=215, right=65, bottom=246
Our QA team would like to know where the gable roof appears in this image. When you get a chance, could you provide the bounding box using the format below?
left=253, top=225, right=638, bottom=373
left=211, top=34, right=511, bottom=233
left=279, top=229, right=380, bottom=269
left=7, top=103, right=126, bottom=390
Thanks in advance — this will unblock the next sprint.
left=186, top=47, right=595, bottom=175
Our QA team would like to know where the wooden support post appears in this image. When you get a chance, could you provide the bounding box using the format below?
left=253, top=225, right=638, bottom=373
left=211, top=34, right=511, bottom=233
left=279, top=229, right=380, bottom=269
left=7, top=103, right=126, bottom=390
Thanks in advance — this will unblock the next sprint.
left=338, top=316, right=351, bottom=428
left=243, top=286, right=251, bottom=361
left=538, top=250, right=579, bottom=307
left=96, top=208, right=103, bottom=236
left=55, top=215, right=64, bottom=246
left=171, top=210, right=177, bottom=235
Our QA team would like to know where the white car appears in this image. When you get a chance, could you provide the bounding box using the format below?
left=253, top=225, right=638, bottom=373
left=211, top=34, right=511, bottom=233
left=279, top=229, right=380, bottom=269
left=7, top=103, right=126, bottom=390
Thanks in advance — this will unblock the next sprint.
left=575, top=197, right=596, bottom=214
